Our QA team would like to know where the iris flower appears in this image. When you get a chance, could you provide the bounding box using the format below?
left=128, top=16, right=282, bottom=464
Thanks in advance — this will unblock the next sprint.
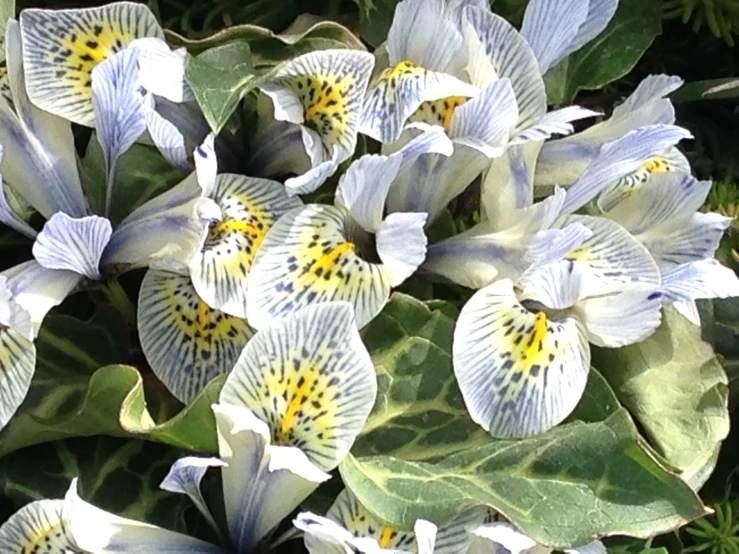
left=19, top=1, right=210, bottom=176
left=245, top=126, right=452, bottom=330
left=599, top=171, right=739, bottom=324
left=0, top=19, right=217, bottom=429
left=136, top=156, right=304, bottom=403
left=295, top=489, right=487, bottom=554
left=259, top=49, right=375, bottom=195
left=534, top=75, right=690, bottom=199
left=436, top=125, right=692, bottom=438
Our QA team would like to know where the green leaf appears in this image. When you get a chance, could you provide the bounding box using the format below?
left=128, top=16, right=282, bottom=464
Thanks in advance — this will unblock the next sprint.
left=593, top=307, right=730, bottom=490
left=168, top=14, right=365, bottom=62
left=81, top=139, right=186, bottom=224
left=353, top=293, right=493, bottom=462
left=185, top=42, right=266, bottom=134
left=565, top=367, right=621, bottom=423
left=0, top=436, right=212, bottom=539
left=353, top=0, right=399, bottom=46
left=0, top=305, right=220, bottom=456
left=340, top=409, right=707, bottom=549
left=543, top=0, right=662, bottom=105
left=670, top=78, right=739, bottom=102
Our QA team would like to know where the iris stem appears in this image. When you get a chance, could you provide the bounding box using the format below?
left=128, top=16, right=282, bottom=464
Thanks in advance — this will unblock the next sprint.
left=102, top=279, right=136, bottom=326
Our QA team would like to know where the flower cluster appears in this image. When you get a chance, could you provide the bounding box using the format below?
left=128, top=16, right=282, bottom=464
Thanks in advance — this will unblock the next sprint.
left=0, top=0, right=735, bottom=552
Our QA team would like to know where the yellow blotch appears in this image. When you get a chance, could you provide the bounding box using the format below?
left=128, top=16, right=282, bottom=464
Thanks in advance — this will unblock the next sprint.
left=523, top=312, right=548, bottom=360
left=378, top=526, right=396, bottom=548
left=312, top=242, right=355, bottom=274
left=24, top=522, right=63, bottom=552
left=279, top=374, right=316, bottom=441
left=565, top=246, right=589, bottom=261
left=644, top=157, right=670, bottom=174
left=196, top=299, right=210, bottom=328
left=383, top=60, right=420, bottom=79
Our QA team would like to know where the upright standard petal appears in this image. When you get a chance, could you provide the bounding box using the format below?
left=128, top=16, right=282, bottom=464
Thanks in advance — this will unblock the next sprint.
left=0, top=499, right=80, bottom=552
left=102, top=172, right=213, bottom=270
left=213, top=403, right=330, bottom=553
left=246, top=204, right=393, bottom=330
left=0, top=20, right=86, bottom=219
left=461, top=7, right=546, bottom=132
left=189, top=174, right=303, bottom=319
left=220, top=302, right=376, bottom=472
left=138, top=269, right=253, bottom=403
left=65, top=479, right=222, bottom=553
left=560, top=124, right=693, bottom=214
left=91, top=46, right=147, bottom=213
left=129, top=37, right=193, bottom=103
left=535, top=74, right=684, bottom=187
left=20, top=1, right=164, bottom=126
left=160, top=457, right=226, bottom=537
left=521, top=0, right=589, bottom=74
left=32, top=213, right=112, bottom=280
left=260, top=49, right=375, bottom=194
left=453, top=279, right=590, bottom=438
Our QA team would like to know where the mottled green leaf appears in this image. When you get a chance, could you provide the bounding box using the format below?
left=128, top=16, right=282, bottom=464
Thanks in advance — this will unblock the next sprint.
left=353, top=293, right=492, bottom=462
left=168, top=14, right=365, bottom=61
left=341, top=409, right=707, bottom=549
left=185, top=41, right=265, bottom=134
left=0, top=305, right=220, bottom=455
left=593, top=307, right=730, bottom=490
left=81, top=139, right=186, bottom=224
left=543, top=0, right=662, bottom=105
left=0, top=436, right=212, bottom=540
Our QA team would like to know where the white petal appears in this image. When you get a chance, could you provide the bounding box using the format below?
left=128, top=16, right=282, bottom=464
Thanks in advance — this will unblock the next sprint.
left=102, top=172, right=210, bottom=270
left=92, top=46, right=147, bottom=207
left=160, top=456, right=226, bottom=537
left=376, top=212, right=428, bottom=286
left=567, top=0, right=619, bottom=56
left=20, top=2, right=164, bottom=126
left=565, top=540, right=607, bottom=554
left=143, top=93, right=190, bottom=171
left=561, top=124, right=693, bottom=214
left=659, top=259, right=739, bottom=304
left=0, top=20, right=86, bottom=219
left=138, top=269, right=253, bottom=403
left=213, top=403, right=329, bottom=552
left=246, top=205, right=393, bottom=330
left=0, top=323, right=35, bottom=431
left=65, top=479, right=220, bottom=553
left=294, top=512, right=355, bottom=554
left=130, top=37, right=193, bottom=102
left=0, top=163, right=37, bottom=239
left=221, top=301, right=377, bottom=471
left=521, top=0, right=590, bottom=73
left=449, top=78, right=519, bottom=157
left=472, top=522, right=539, bottom=554
left=1, top=260, right=81, bottom=332
left=519, top=260, right=588, bottom=310
left=0, top=499, right=79, bottom=552
left=33, top=213, right=112, bottom=279
left=454, top=279, right=590, bottom=437
left=189, top=174, right=303, bottom=318
left=461, top=7, right=546, bottom=131
left=510, top=106, right=601, bottom=146
left=575, top=288, right=663, bottom=347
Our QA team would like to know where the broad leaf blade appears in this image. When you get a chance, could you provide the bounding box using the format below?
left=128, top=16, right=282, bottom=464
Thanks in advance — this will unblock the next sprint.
left=341, top=409, right=707, bottom=548
left=594, top=306, right=730, bottom=490
left=544, top=0, right=662, bottom=105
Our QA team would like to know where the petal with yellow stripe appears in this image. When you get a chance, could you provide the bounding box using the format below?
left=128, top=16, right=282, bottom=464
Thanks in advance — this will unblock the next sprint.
left=246, top=204, right=393, bottom=330
left=189, top=174, right=303, bottom=319
left=220, top=301, right=376, bottom=472
left=260, top=49, right=374, bottom=194
left=0, top=499, right=80, bottom=552
left=137, top=269, right=254, bottom=404
left=20, top=1, right=163, bottom=126
left=555, top=214, right=660, bottom=296
left=453, top=279, right=590, bottom=438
